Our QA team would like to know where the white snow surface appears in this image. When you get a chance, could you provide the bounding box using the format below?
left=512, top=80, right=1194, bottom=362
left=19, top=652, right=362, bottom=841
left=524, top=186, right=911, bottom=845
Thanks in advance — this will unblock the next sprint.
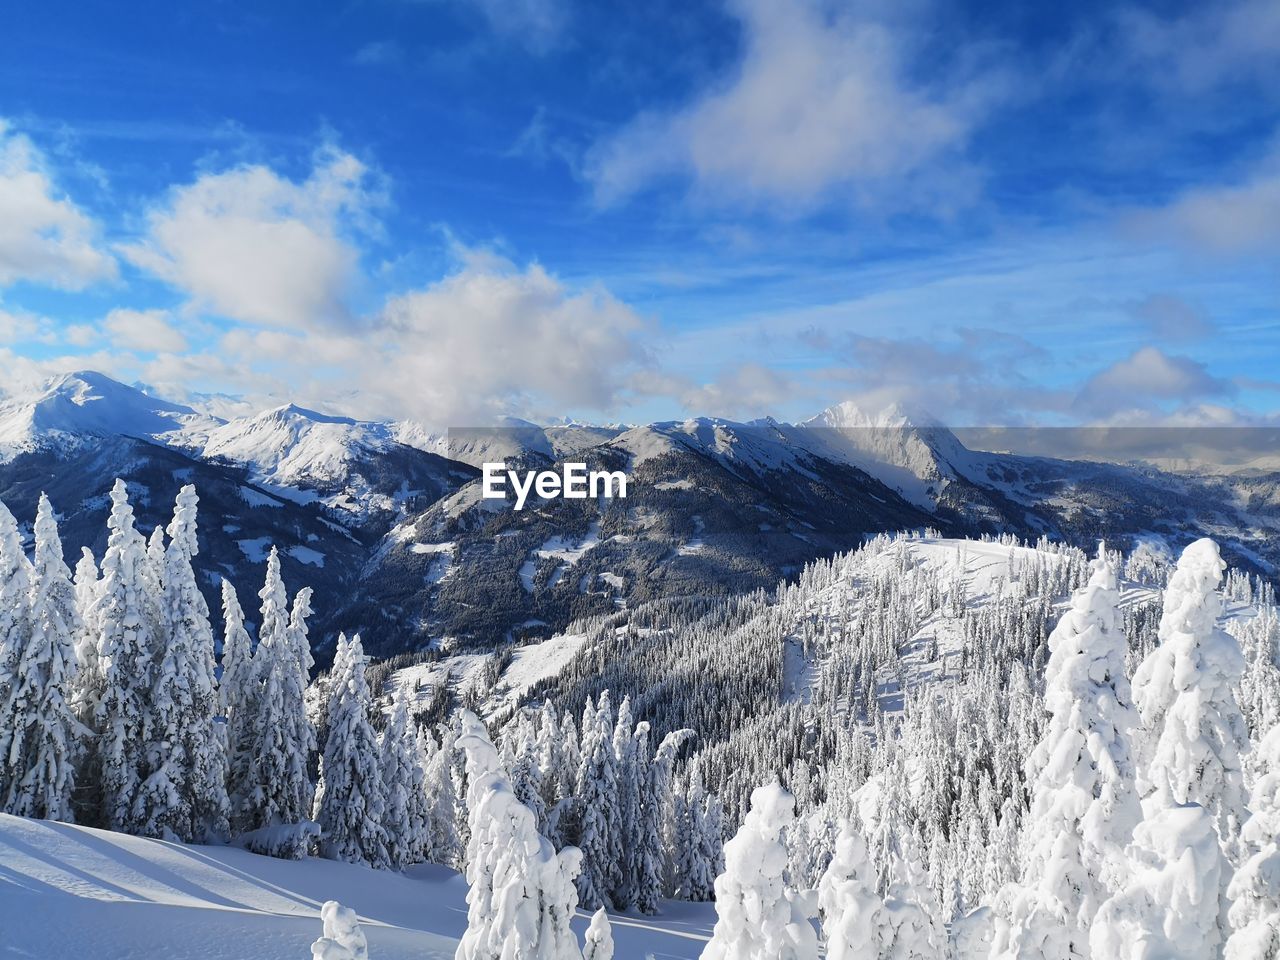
left=0, top=812, right=713, bottom=959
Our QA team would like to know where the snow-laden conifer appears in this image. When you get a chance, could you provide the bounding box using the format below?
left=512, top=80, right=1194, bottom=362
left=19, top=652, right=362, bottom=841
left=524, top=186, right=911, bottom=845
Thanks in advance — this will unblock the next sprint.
left=0, top=499, right=33, bottom=792
left=310, top=900, right=368, bottom=960
left=423, top=721, right=463, bottom=869
left=135, top=485, right=229, bottom=840
left=2, top=494, right=81, bottom=820
left=1225, top=724, right=1280, bottom=960
left=817, top=822, right=884, bottom=959
left=380, top=684, right=430, bottom=869
left=1133, top=538, right=1250, bottom=844
left=575, top=692, right=619, bottom=910
left=999, top=548, right=1140, bottom=957
left=219, top=578, right=254, bottom=726
left=1090, top=803, right=1227, bottom=960
left=583, top=907, right=614, bottom=960
left=610, top=696, right=639, bottom=910
left=88, top=480, right=158, bottom=832
left=231, top=547, right=314, bottom=836
left=455, top=709, right=583, bottom=960
left=316, top=633, right=389, bottom=868
left=701, top=781, right=815, bottom=960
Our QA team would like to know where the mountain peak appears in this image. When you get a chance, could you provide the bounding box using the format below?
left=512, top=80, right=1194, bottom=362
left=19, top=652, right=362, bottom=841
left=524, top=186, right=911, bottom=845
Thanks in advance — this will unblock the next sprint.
left=0, top=369, right=214, bottom=458
left=806, top=398, right=942, bottom=432
left=260, top=402, right=362, bottom=427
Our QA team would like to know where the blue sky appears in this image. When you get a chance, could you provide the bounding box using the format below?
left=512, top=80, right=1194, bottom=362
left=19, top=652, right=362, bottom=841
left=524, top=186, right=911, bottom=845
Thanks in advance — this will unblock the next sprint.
left=0, top=0, right=1277, bottom=428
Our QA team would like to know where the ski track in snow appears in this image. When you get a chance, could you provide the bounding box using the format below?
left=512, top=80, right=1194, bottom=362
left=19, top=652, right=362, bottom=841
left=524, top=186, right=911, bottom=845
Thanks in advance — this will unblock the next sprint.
left=0, top=813, right=713, bottom=960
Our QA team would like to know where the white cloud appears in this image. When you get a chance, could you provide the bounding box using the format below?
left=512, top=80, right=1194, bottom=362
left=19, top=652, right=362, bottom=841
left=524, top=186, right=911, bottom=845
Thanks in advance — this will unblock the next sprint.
left=585, top=0, right=995, bottom=212
left=1130, top=147, right=1280, bottom=254
left=1075, top=346, right=1233, bottom=416
left=0, top=121, right=116, bottom=290
left=674, top=362, right=799, bottom=419
left=120, top=146, right=381, bottom=329
left=200, top=247, right=652, bottom=425
left=103, top=308, right=189, bottom=353
left=366, top=251, right=651, bottom=423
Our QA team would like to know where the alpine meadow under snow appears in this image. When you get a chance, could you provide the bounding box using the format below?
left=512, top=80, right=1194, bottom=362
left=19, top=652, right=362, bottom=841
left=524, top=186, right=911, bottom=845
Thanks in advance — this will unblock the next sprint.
left=0, top=456, right=1277, bottom=957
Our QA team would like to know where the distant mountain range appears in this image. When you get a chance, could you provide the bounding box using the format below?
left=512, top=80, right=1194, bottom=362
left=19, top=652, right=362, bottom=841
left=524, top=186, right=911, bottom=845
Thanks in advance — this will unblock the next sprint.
left=1, top=370, right=1276, bottom=658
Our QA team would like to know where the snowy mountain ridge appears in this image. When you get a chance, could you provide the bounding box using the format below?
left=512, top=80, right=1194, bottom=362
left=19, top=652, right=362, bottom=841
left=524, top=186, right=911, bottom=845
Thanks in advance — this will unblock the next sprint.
left=0, top=370, right=222, bottom=458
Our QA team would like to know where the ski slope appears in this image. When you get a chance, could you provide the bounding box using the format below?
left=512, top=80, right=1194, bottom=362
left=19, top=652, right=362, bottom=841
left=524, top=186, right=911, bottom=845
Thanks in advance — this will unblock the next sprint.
left=0, top=813, right=713, bottom=959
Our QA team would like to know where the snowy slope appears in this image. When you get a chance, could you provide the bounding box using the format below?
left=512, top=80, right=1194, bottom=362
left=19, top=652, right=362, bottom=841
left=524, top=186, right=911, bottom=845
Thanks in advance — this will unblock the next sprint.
left=0, top=813, right=712, bottom=959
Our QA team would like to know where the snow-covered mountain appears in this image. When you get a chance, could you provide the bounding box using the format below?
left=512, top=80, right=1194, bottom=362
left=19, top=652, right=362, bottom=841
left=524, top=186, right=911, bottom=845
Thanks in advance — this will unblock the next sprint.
left=0, top=370, right=221, bottom=458
left=2, top=369, right=1278, bottom=658
left=794, top=400, right=974, bottom=509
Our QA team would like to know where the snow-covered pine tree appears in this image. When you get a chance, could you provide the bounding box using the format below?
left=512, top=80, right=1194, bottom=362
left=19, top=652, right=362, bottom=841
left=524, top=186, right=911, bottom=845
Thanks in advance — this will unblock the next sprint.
left=455, top=709, right=583, bottom=960
left=817, top=822, right=885, bottom=959
left=1225, top=724, right=1280, bottom=959
left=609, top=696, right=639, bottom=910
left=72, top=547, right=99, bottom=661
left=87, top=480, right=160, bottom=833
left=1090, top=803, right=1227, bottom=960
left=701, top=781, right=815, bottom=960
left=316, top=633, right=390, bottom=868
left=0, top=499, right=34, bottom=803
left=575, top=692, right=619, bottom=910
left=287, top=585, right=316, bottom=678
left=380, top=684, right=430, bottom=869
left=999, top=548, right=1139, bottom=958
left=415, top=724, right=439, bottom=864
left=676, top=770, right=722, bottom=902
left=1, top=494, right=81, bottom=820
left=1098, top=537, right=1248, bottom=953
left=1133, top=538, right=1250, bottom=846
left=423, top=719, right=464, bottom=869
left=136, top=485, right=229, bottom=841
left=535, top=701, right=564, bottom=815
left=635, top=725, right=693, bottom=914
left=69, top=545, right=101, bottom=821
left=583, top=908, right=614, bottom=960
left=231, top=547, right=315, bottom=838
left=510, top=713, right=547, bottom=834
left=218, top=574, right=255, bottom=819
left=879, top=851, right=943, bottom=960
